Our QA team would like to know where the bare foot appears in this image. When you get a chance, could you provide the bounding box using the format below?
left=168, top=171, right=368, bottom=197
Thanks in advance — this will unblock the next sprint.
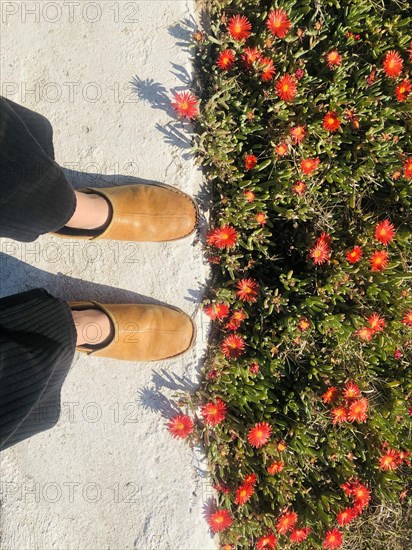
left=71, top=308, right=113, bottom=347
left=65, top=191, right=111, bottom=230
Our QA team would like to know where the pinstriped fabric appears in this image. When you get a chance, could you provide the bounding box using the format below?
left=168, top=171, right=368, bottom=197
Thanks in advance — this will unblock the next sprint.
left=0, top=288, right=76, bottom=451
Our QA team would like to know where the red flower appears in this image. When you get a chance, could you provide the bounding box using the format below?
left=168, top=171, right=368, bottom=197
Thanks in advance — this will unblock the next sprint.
left=213, top=482, right=230, bottom=494
left=369, top=250, right=388, bottom=271
left=347, top=398, right=368, bottom=423
left=275, top=142, right=289, bottom=157
left=342, top=381, right=360, bottom=400
left=266, top=9, right=291, bottom=38
left=379, top=448, right=400, bottom=471
left=204, top=303, right=230, bottom=320
left=267, top=460, right=284, bottom=475
left=346, top=245, right=363, bottom=264
left=375, top=219, right=395, bottom=245
left=382, top=50, right=403, bottom=78
left=236, top=278, right=259, bottom=302
left=292, top=181, right=307, bottom=196
left=227, top=14, right=252, bottom=41
left=207, top=225, right=238, bottom=248
left=201, top=399, right=227, bottom=426
left=257, top=533, right=278, bottom=550
left=323, top=529, right=343, bottom=549
left=290, top=527, right=311, bottom=543
left=245, top=154, right=258, bottom=170
left=366, top=313, right=386, bottom=332
left=260, top=57, right=276, bottom=81
left=249, top=362, right=260, bottom=374
left=404, top=158, right=412, bottom=180
left=221, top=334, right=245, bottom=359
left=395, top=79, right=411, bottom=102
left=290, top=125, right=306, bottom=143
left=244, top=473, right=258, bottom=485
left=331, top=406, right=348, bottom=425
left=248, top=422, right=272, bottom=448
left=244, top=189, right=255, bottom=202
left=242, top=46, right=261, bottom=67
left=323, top=111, right=341, bottom=132
left=295, top=68, right=305, bottom=80
left=209, top=509, right=233, bottom=533
left=277, top=511, right=298, bottom=535
left=235, top=482, right=254, bottom=505
left=225, top=309, right=247, bottom=331
left=309, top=239, right=330, bottom=265
left=352, top=482, right=371, bottom=509
left=337, top=508, right=356, bottom=526
left=326, top=50, right=342, bottom=69
left=322, top=386, right=339, bottom=404
left=171, top=91, right=199, bottom=119
left=256, top=212, right=267, bottom=226
left=298, top=318, right=310, bottom=331
left=402, top=310, right=412, bottom=327
left=217, top=50, right=235, bottom=70
left=276, top=74, right=297, bottom=101
left=300, top=157, right=320, bottom=175
left=168, top=414, right=194, bottom=439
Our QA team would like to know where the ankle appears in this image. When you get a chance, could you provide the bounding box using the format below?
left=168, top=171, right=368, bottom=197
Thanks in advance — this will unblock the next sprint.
left=71, top=308, right=113, bottom=347
left=65, top=191, right=111, bottom=231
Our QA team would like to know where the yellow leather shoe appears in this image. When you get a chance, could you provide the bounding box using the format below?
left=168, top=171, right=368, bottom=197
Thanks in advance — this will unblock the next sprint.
left=69, top=300, right=196, bottom=361
left=53, top=182, right=199, bottom=241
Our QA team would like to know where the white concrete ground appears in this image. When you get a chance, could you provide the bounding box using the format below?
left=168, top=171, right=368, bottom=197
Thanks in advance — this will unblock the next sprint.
left=0, top=1, right=214, bottom=548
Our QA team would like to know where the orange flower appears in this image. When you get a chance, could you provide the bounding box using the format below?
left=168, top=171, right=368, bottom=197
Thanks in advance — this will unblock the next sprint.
left=275, top=142, right=289, bottom=156
left=292, top=180, right=307, bottom=196
left=326, top=50, right=342, bottom=69
left=323, top=529, right=343, bottom=549
left=322, top=386, right=339, bottom=404
left=225, top=309, right=247, bottom=331
left=277, top=440, right=287, bottom=452
left=375, top=219, right=395, bottom=245
left=244, top=189, right=255, bottom=202
left=171, top=91, right=199, bottom=119
left=244, top=473, right=258, bottom=485
left=217, top=49, right=235, bottom=70
left=379, top=448, right=400, bottom=471
left=382, top=50, right=403, bottom=78
left=347, top=398, right=368, bottom=423
left=168, top=414, right=194, bottom=439
left=260, top=57, right=276, bottom=81
left=395, top=79, right=411, bottom=101
left=366, top=313, right=386, bottom=332
left=245, top=154, right=258, bottom=170
left=309, top=239, right=330, bottom=265
left=201, top=399, right=227, bottom=426
left=290, top=125, right=306, bottom=143
left=300, top=157, right=320, bottom=175
left=204, top=303, right=230, bottom=320
left=352, top=482, right=371, bottom=509
left=401, top=310, right=412, bottom=327
left=257, top=533, right=278, bottom=550
left=355, top=326, right=374, bottom=341
left=290, top=528, right=311, bottom=543
left=323, top=111, right=341, bottom=132
left=266, top=9, right=291, bottom=38
left=298, top=318, right=310, bottom=331
left=209, top=509, right=233, bottom=533
left=403, top=158, right=412, bottom=180
left=207, top=225, right=238, bottom=248
left=342, top=381, right=360, bottom=400
left=236, top=278, right=259, bottom=302
left=256, top=212, right=267, bottom=226
left=276, top=511, right=298, bottom=535
left=267, top=460, right=284, bottom=474
left=369, top=250, right=388, bottom=271
left=346, top=245, right=363, bottom=264
left=331, top=406, right=348, bottom=425
left=221, top=334, right=245, bottom=359
left=242, top=46, right=261, bottom=67
left=276, top=74, right=298, bottom=101
left=234, top=482, right=254, bottom=505
left=227, top=14, right=252, bottom=41
left=247, top=422, right=272, bottom=448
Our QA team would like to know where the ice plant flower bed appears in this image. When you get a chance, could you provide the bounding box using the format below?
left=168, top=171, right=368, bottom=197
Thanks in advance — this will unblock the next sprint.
left=170, top=1, right=411, bottom=548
